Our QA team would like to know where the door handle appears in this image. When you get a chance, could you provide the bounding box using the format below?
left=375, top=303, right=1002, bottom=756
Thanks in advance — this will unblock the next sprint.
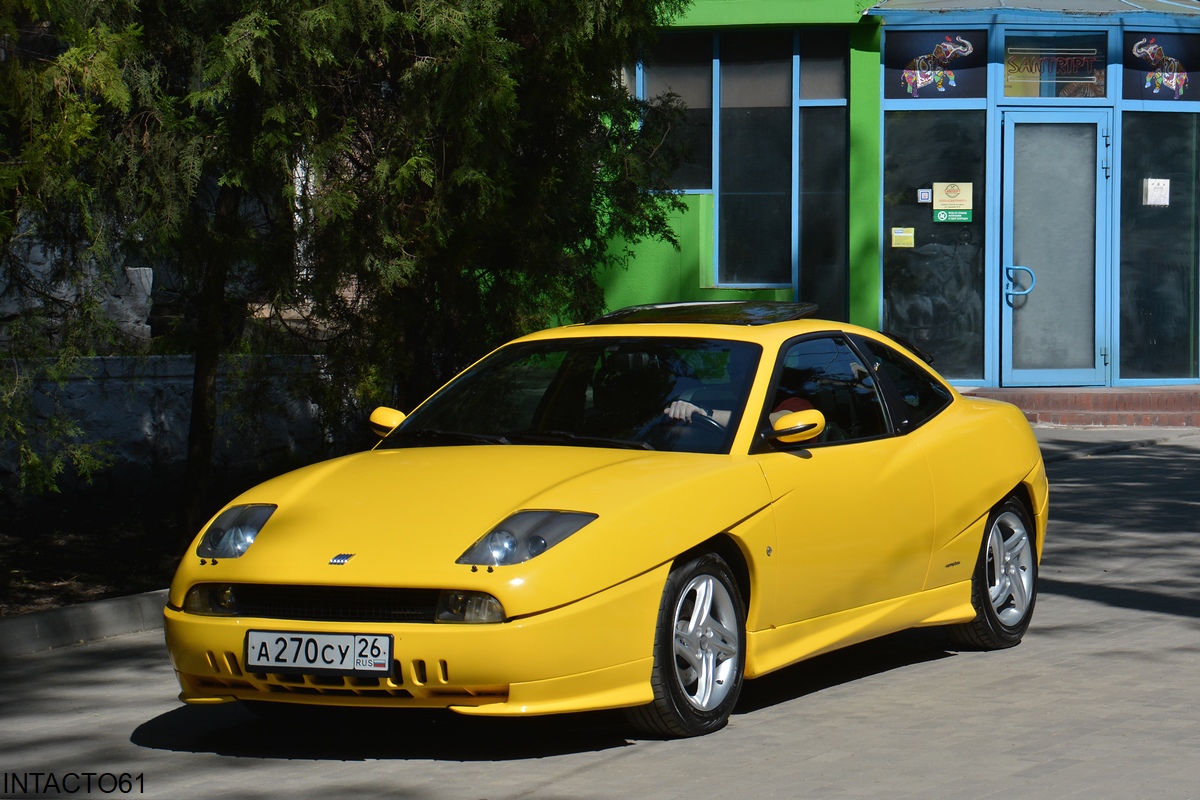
left=1005, top=265, right=1037, bottom=297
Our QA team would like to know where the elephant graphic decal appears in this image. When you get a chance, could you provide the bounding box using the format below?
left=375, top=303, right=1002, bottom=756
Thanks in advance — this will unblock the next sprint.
left=902, top=36, right=974, bottom=97
left=1132, top=37, right=1188, bottom=99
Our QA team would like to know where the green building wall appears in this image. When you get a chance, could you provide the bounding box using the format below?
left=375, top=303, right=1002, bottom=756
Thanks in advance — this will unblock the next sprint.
left=598, top=0, right=884, bottom=329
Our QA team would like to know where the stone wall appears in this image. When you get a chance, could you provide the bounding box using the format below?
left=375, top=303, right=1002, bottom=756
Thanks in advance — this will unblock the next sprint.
left=0, top=238, right=156, bottom=343
left=12, top=355, right=328, bottom=499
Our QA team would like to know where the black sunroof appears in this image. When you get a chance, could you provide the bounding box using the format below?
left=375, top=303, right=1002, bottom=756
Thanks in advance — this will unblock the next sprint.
left=588, top=301, right=819, bottom=326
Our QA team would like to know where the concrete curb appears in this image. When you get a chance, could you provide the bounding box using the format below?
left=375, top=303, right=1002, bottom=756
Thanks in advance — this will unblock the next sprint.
left=1041, top=438, right=1163, bottom=463
left=0, top=589, right=167, bottom=659
left=1037, top=427, right=1200, bottom=464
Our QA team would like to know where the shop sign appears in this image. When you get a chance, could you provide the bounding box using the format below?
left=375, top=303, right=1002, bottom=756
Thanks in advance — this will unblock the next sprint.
left=932, top=182, right=972, bottom=222
left=891, top=227, right=915, bottom=248
left=884, top=30, right=988, bottom=100
left=1003, top=34, right=1106, bottom=98
left=1123, top=33, right=1198, bottom=101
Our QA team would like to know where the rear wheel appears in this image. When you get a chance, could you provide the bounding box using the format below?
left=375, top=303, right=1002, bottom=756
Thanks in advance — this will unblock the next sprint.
left=626, top=553, right=746, bottom=738
left=948, top=496, right=1038, bottom=650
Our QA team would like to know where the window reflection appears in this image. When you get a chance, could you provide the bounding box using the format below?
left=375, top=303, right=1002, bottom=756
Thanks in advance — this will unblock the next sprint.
left=770, top=336, right=888, bottom=443
left=641, top=31, right=849, bottom=304
left=644, top=32, right=713, bottom=190
left=719, top=32, right=793, bottom=285
left=1120, top=112, right=1200, bottom=379
left=800, top=106, right=849, bottom=321
left=882, top=111, right=986, bottom=379
left=390, top=338, right=762, bottom=454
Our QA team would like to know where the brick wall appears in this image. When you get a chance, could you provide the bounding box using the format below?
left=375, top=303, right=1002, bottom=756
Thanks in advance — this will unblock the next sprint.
left=961, top=387, right=1200, bottom=427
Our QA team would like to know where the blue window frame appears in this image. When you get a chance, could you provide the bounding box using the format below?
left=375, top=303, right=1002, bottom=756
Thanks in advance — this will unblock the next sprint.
left=879, top=19, right=1200, bottom=387
left=639, top=30, right=849, bottom=319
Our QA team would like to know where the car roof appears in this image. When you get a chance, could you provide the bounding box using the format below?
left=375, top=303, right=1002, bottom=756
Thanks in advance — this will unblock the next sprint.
left=507, top=302, right=945, bottom=368
left=514, top=302, right=882, bottom=349
left=587, top=301, right=819, bottom=326
left=580, top=302, right=935, bottom=363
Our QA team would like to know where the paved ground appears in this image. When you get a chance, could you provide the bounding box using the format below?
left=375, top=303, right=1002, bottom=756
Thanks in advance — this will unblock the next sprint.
left=2, top=426, right=1200, bottom=799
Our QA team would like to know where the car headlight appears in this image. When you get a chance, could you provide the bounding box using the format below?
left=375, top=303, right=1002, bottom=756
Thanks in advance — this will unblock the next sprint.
left=183, top=584, right=240, bottom=616
left=195, top=504, right=277, bottom=559
left=436, top=590, right=505, bottom=623
left=456, top=511, right=598, bottom=567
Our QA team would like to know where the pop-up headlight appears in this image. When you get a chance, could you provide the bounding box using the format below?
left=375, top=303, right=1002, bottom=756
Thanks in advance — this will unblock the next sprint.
left=457, top=511, right=597, bottom=567
left=195, top=504, right=277, bottom=559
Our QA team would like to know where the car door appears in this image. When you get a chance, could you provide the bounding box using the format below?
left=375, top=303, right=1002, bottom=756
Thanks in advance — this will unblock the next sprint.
left=753, top=334, right=936, bottom=626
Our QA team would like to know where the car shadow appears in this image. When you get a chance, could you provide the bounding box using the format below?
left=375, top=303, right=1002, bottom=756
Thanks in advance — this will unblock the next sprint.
left=131, top=627, right=954, bottom=759
left=734, top=626, right=954, bottom=714
left=131, top=703, right=635, bottom=761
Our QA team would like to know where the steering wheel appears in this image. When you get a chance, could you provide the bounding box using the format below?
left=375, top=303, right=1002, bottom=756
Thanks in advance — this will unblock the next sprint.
left=687, top=409, right=727, bottom=436
left=635, top=406, right=727, bottom=451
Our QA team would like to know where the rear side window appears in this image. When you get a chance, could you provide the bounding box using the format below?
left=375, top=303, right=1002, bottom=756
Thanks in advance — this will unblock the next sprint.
left=860, top=339, right=952, bottom=432
left=770, top=335, right=890, bottom=443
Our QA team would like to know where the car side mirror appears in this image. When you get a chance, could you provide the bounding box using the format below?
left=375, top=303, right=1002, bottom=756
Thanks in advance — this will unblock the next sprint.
left=368, top=406, right=407, bottom=439
left=767, top=408, right=826, bottom=445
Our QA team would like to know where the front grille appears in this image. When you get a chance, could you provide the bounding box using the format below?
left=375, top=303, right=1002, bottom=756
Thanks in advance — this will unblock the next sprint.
left=182, top=649, right=510, bottom=706
left=227, top=584, right=441, bottom=623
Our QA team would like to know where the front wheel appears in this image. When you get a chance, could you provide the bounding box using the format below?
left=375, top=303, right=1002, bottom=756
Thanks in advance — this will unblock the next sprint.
left=625, top=553, right=746, bottom=738
left=948, top=496, right=1038, bottom=650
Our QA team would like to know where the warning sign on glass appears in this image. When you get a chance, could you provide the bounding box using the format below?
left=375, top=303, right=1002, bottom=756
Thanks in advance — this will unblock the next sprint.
left=932, top=182, right=973, bottom=222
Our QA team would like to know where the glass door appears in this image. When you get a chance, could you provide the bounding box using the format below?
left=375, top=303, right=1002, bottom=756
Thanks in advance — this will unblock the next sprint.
left=1001, top=110, right=1110, bottom=386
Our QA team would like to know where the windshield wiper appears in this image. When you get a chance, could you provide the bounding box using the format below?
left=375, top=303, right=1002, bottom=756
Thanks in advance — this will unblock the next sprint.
left=506, top=430, right=653, bottom=451
left=396, top=429, right=511, bottom=446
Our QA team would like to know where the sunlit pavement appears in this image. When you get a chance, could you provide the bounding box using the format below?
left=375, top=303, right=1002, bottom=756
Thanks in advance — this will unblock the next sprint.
left=3, top=428, right=1200, bottom=799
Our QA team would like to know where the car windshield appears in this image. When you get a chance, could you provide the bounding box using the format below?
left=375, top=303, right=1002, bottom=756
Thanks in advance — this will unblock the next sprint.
left=386, top=337, right=762, bottom=454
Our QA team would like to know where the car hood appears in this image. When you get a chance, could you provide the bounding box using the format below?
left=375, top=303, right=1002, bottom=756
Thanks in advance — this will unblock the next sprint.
left=172, top=445, right=772, bottom=617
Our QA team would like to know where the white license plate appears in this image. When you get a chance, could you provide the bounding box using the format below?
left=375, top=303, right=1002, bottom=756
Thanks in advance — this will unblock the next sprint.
left=246, top=631, right=393, bottom=676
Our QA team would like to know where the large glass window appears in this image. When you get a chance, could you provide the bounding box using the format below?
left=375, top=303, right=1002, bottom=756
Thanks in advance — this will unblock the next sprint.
left=640, top=30, right=849, bottom=318
left=882, top=110, right=987, bottom=380
left=644, top=32, right=712, bottom=190
left=1120, top=112, right=1200, bottom=379
left=1004, top=33, right=1107, bottom=99
left=1123, top=33, right=1200, bottom=103
left=719, top=32, right=793, bottom=285
left=800, top=31, right=848, bottom=100
left=799, top=106, right=848, bottom=321
left=884, top=30, right=987, bottom=101
left=799, top=32, right=849, bottom=320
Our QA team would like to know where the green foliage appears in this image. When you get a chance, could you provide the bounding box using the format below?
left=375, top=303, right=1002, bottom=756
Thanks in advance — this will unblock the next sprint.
left=0, top=313, right=113, bottom=498
left=0, top=0, right=139, bottom=498
left=293, top=0, right=691, bottom=411
left=1, top=0, right=691, bottom=506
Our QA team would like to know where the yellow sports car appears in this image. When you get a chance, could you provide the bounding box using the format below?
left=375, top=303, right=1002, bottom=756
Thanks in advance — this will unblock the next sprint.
left=164, top=302, right=1047, bottom=737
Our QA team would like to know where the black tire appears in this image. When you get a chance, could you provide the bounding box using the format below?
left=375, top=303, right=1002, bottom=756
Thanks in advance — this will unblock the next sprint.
left=625, top=553, right=746, bottom=738
left=948, top=496, right=1038, bottom=650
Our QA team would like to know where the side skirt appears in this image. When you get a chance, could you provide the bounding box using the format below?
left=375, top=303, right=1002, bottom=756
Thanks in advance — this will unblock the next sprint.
left=744, top=581, right=974, bottom=679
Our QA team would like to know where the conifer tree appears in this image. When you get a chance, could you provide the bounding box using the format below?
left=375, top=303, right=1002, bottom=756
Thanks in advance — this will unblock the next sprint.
left=0, top=0, right=688, bottom=536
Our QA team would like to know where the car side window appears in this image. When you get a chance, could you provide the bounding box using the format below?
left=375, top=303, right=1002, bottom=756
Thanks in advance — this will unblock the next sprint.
left=769, top=336, right=889, bottom=444
left=859, top=339, right=953, bottom=433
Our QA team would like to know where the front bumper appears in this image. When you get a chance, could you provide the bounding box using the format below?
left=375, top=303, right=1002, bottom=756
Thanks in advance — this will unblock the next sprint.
left=164, top=563, right=667, bottom=717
